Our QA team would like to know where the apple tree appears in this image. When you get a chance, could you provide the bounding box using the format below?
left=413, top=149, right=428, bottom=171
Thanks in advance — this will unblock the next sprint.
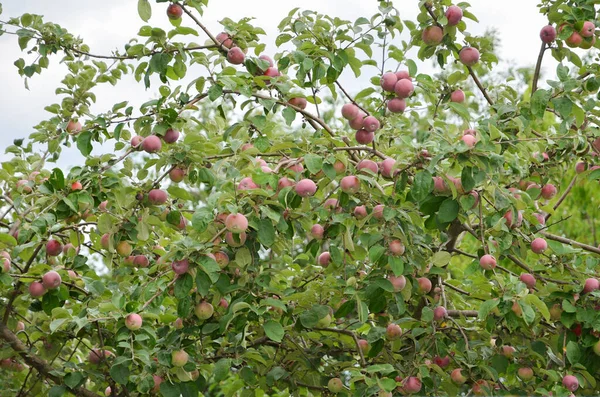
left=1, top=0, right=600, bottom=396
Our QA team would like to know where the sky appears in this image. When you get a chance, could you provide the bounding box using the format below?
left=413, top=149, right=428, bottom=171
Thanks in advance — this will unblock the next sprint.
left=0, top=0, right=552, bottom=169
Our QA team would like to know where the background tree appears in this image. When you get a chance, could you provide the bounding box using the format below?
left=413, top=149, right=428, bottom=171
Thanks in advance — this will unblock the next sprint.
left=1, top=0, right=600, bottom=396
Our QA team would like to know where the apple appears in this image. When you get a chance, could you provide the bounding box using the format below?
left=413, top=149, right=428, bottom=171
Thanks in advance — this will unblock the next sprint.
left=450, top=89, right=465, bottom=103
left=42, top=271, right=61, bottom=289
left=511, top=301, right=523, bottom=317
left=318, top=252, right=331, bottom=267
left=358, top=339, right=369, bottom=353
left=445, top=5, right=463, bottom=26
left=389, top=275, right=406, bottom=292
left=195, top=301, right=214, bottom=320
left=355, top=129, right=374, bottom=144
left=349, top=112, right=366, bottom=130
left=225, top=231, right=246, bottom=247
left=417, top=277, right=432, bottom=294
left=295, top=179, right=317, bottom=197
left=172, top=259, right=189, bottom=275
left=287, top=162, right=304, bottom=173
left=125, top=313, right=142, bottom=330
left=215, top=32, right=233, bottom=48
left=562, top=375, right=579, bottom=392
left=148, top=189, right=168, bottom=205
left=433, top=355, right=450, bottom=368
left=550, top=303, right=562, bottom=321
left=340, top=175, right=360, bottom=194
left=238, top=177, right=259, bottom=190
left=576, top=162, right=587, bottom=173
left=341, top=103, right=360, bottom=120
left=310, top=224, right=324, bottom=240
left=373, top=204, right=385, bottom=220
left=459, top=47, right=480, bottom=66
left=100, top=233, right=111, bottom=249
left=354, top=205, right=368, bottom=219
left=133, top=255, right=149, bottom=268
left=163, top=128, right=179, bottom=144
left=152, top=375, right=163, bottom=393
left=214, top=251, right=229, bottom=268
left=71, top=181, right=83, bottom=191
left=380, top=158, right=397, bottom=179
left=46, top=239, right=63, bottom=256
left=519, top=273, right=536, bottom=288
left=517, top=367, right=534, bottom=381
left=580, top=21, right=595, bottom=37
left=169, top=167, right=186, bottom=182
left=433, top=306, right=447, bottom=321
left=386, top=323, right=402, bottom=340
left=504, top=209, right=523, bottom=228
left=472, top=380, right=490, bottom=396
left=389, top=240, right=405, bottom=256
left=89, top=349, right=112, bottom=365
left=116, top=241, right=132, bottom=257
left=357, top=159, right=379, bottom=174
left=387, top=98, right=407, bottom=113
left=225, top=213, right=248, bottom=233
left=288, top=97, right=307, bottom=109
left=380, top=72, right=398, bottom=92
left=166, top=3, right=183, bottom=20
left=451, top=368, right=467, bottom=385
left=540, top=25, right=557, bottom=43
left=422, top=25, right=444, bottom=46
left=141, top=135, right=162, bottom=153
left=16, top=179, right=33, bottom=193
left=362, top=116, right=380, bottom=133
left=530, top=238, right=547, bottom=253
left=593, top=339, right=600, bottom=356
left=394, top=79, right=414, bottom=98
left=580, top=35, right=596, bottom=49
left=403, top=377, right=422, bottom=394
left=395, top=70, right=411, bottom=80
left=582, top=277, right=600, bottom=293
left=541, top=184, right=557, bottom=199
left=227, top=47, right=245, bottom=65
left=131, top=135, right=143, bottom=149
left=461, top=134, right=477, bottom=148
left=566, top=31, right=583, bottom=48
left=66, top=120, right=82, bottom=134
left=15, top=321, right=25, bottom=332
left=29, top=281, right=46, bottom=297
left=171, top=350, right=189, bottom=367
left=277, top=177, right=294, bottom=191
left=433, top=176, right=450, bottom=195
left=479, top=254, right=496, bottom=270
left=327, top=378, right=344, bottom=393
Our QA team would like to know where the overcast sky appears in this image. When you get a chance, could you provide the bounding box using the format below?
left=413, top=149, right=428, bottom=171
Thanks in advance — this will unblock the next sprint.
left=0, top=0, right=552, bottom=169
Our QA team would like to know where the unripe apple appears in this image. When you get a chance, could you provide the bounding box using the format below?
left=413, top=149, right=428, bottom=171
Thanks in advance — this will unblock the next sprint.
left=541, top=184, right=557, bottom=199
left=341, top=103, right=360, bottom=120
left=163, top=128, right=180, bottom=144
left=479, top=254, right=496, bottom=270
left=511, top=301, right=523, bottom=317
left=422, top=25, right=443, bottom=46
left=166, top=3, right=183, bottom=20
left=362, top=116, right=380, bottom=133
left=417, top=277, right=432, bottom=294
left=389, top=240, right=405, bottom=256
left=530, top=238, right=547, bottom=254
left=451, top=368, right=467, bottom=385
left=386, top=323, right=402, bottom=340
left=42, top=271, right=62, bottom=289
left=461, top=134, right=477, bottom=148
left=225, top=213, right=248, bottom=233
left=216, top=32, right=233, bottom=48
left=593, top=339, right=600, bottom=356
left=214, top=251, right=229, bottom=268
left=519, top=273, right=536, bottom=288
left=171, top=350, right=189, bottom=367
left=580, top=21, right=595, bottom=38
left=295, top=179, right=317, bottom=197
left=148, top=189, right=168, bottom=205
left=174, top=318, right=184, bottom=329
left=380, top=158, right=396, bottom=179
left=582, top=277, right=600, bottom=293
left=433, top=306, right=447, bottom=321
left=89, top=349, right=112, bottom=365
left=358, top=339, right=369, bottom=353
left=445, top=5, right=463, bottom=26
left=349, top=112, right=366, bottom=130
left=459, top=47, right=480, bottom=66
left=380, top=72, right=398, bottom=92
left=238, top=177, right=258, bottom=190
left=540, top=25, right=557, bottom=43
left=517, top=367, right=534, bottom=381
left=288, top=97, right=307, bottom=109
left=355, top=129, right=374, bottom=144
left=46, top=239, right=63, bottom=257
left=404, top=377, right=422, bottom=394
left=387, top=97, right=407, bottom=113
left=373, top=204, right=385, bottom=220
left=225, top=231, right=246, bottom=247
left=142, top=135, right=162, bottom=153
left=327, top=378, right=344, bottom=393
left=195, top=301, right=214, bottom=320
left=450, top=89, right=465, bottom=103
left=354, top=205, right=368, bottom=219
left=472, top=380, right=490, bottom=396
left=125, top=313, right=142, bottom=331
left=340, top=175, right=360, bottom=194
left=29, top=281, right=46, bottom=297
left=116, top=241, right=132, bottom=257
left=394, top=79, right=414, bottom=98
left=318, top=252, right=331, bottom=267
left=550, top=303, right=562, bottom=321
left=15, top=321, right=25, bottom=332
left=227, top=47, right=245, bottom=65
left=310, top=224, right=324, bottom=240
left=562, top=375, right=579, bottom=392
left=566, top=31, right=583, bottom=48
left=101, top=233, right=111, bottom=249
left=172, top=259, right=189, bottom=275
left=389, top=275, right=406, bottom=292
left=357, top=159, right=379, bottom=174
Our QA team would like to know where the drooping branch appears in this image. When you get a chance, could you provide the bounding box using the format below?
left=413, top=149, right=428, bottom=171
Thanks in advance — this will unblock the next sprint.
left=0, top=322, right=102, bottom=397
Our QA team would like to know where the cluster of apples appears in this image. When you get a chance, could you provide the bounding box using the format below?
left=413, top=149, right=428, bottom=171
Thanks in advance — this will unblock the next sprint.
left=540, top=21, right=597, bottom=49
left=131, top=127, right=180, bottom=154
left=421, top=5, right=463, bottom=46
left=380, top=70, right=413, bottom=114
left=339, top=103, right=380, bottom=145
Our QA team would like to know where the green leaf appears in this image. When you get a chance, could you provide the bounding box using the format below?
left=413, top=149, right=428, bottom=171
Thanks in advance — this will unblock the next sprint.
left=531, top=89, right=551, bottom=119
left=257, top=218, right=275, bottom=247
left=264, top=320, right=285, bottom=342
left=368, top=245, right=386, bottom=263
left=524, top=294, right=550, bottom=321
left=64, top=372, right=85, bottom=389
left=174, top=273, right=193, bottom=299
left=282, top=107, right=296, bottom=125
left=76, top=131, right=93, bottom=156
left=192, top=207, right=212, bottom=233
left=478, top=299, right=499, bottom=319
left=431, top=251, right=451, bottom=267
left=304, top=153, right=323, bottom=174
left=551, top=97, right=573, bottom=119
left=110, top=363, right=130, bottom=384
left=137, top=0, right=152, bottom=22
left=49, top=168, right=65, bottom=190
left=566, top=341, right=581, bottom=364
left=411, top=171, right=433, bottom=202
left=49, top=386, right=67, bottom=397
left=437, top=199, right=459, bottom=223
left=160, top=383, right=181, bottom=397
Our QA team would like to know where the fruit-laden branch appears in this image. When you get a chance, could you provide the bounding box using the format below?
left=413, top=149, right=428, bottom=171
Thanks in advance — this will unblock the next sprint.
left=446, top=310, right=478, bottom=317
left=0, top=322, right=102, bottom=397
left=540, top=231, right=600, bottom=255
left=531, top=42, right=547, bottom=94
left=180, top=5, right=230, bottom=53
left=69, top=45, right=218, bottom=61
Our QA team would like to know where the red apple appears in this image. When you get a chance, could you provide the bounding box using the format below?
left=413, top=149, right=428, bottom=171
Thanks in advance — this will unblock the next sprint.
left=171, top=350, right=188, bottom=367
left=166, top=3, right=183, bottom=20
left=459, top=47, right=480, bottom=66
left=422, top=26, right=443, bottom=46
left=530, top=238, right=547, bottom=254
left=386, top=323, right=402, bottom=340
left=295, top=179, right=317, bottom=197
left=446, top=5, right=463, bottom=26
left=394, top=79, right=414, bottom=98
left=450, top=89, right=465, bottom=103
left=125, top=313, right=142, bottom=330
left=46, top=239, right=63, bottom=257
left=479, top=254, right=496, bottom=270
left=540, top=25, right=557, bottom=43
left=194, top=301, right=214, bottom=320
left=340, top=175, right=360, bottom=194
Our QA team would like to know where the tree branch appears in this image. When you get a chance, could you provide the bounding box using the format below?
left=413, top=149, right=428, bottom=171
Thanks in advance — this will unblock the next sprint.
left=531, top=42, right=547, bottom=94
left=540, top=231, right=600, bottom=255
